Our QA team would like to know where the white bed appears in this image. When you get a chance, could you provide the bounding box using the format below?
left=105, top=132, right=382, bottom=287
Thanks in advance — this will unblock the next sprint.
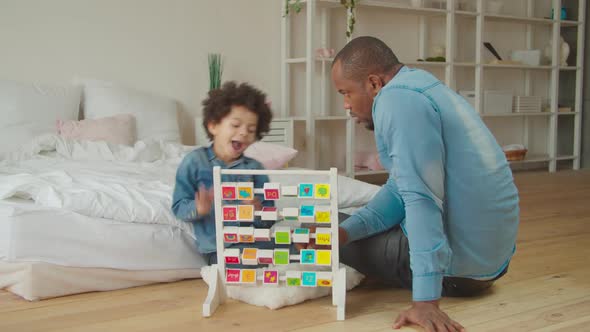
left=0, top=79, right=379, bottom=301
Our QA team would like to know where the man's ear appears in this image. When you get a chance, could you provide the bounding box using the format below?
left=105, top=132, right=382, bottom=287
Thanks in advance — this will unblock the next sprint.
left=367, top=74, right=383, bottom=94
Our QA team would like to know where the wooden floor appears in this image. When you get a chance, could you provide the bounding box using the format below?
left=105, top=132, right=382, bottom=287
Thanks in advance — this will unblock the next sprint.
left=1, top=170, right=590, bottom=332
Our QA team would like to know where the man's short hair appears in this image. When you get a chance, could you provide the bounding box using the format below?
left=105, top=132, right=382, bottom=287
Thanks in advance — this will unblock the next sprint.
left=333, top=36, right=400, bottom=81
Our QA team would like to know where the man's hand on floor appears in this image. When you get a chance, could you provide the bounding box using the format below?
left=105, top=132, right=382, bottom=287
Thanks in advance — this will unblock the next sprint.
left=393, top=300, right=465, bottom=332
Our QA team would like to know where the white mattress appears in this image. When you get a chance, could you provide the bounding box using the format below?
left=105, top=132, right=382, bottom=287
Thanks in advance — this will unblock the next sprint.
left=0, top=198, right=206, bottom=271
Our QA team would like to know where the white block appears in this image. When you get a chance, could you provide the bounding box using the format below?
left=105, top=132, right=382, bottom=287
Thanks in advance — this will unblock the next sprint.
left=238, top=227, right=255, bottom=243
left=241, top=248, right=258, bottom=265
left=223, top=226, right=239, bottom=243
left=254, top=228, right=271, bottom=241
left=282, top=207, right=299, bottom=220
left=299, top=205, right=315, bottom=223
left=261, top=206, right=279, bottom=221
left=257, top=249, right=274, bottom=264
left=281, top=185, right=298, bottom=196
left=314, top=227, right=332, bottom=245
left=224, top=248, right=241, bottom=265
left=236, top=182, right=254, bottom=200
left=292, top=228, right=310, bottom=243
left=263, top=183, right=281, bottom=200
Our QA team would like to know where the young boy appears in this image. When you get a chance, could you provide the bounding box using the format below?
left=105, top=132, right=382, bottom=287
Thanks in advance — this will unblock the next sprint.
left=172, top=81, right=274, bottom=265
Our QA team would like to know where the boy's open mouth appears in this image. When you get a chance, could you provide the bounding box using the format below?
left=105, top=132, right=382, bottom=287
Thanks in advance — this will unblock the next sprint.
left=231, top=141, right=243, bottom=151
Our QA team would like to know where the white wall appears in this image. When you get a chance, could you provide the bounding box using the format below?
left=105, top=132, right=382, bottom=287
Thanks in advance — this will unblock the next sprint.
left=0, top=0, right=282, bottom=144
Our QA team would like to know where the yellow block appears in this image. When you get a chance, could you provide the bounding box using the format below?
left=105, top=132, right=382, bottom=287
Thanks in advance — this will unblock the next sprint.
left=316, top=250, right=332, bottom=266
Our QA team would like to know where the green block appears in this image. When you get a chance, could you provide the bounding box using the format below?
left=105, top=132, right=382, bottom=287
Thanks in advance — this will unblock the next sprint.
left=274, top=250, right=290, bottom=265
left=275, top=231, right=291, bottom=244
left=287, top=278, right=301, bottom=286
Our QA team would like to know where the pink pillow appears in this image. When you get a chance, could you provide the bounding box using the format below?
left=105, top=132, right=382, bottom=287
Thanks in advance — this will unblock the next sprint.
left=56, top=114, right=137, bottom=146
left=244, top=141, right=298, bottom=170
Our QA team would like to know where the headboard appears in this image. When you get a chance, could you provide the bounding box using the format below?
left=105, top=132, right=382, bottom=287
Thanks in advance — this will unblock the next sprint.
left=194, top=117, right=294, bottom=148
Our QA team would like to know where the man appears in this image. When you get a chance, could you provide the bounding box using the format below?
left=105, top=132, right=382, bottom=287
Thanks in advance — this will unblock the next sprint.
left=332, top=36, right=519, bottom=332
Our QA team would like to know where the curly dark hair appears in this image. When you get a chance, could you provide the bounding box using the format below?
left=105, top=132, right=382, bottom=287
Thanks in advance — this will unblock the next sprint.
left=202, top=81, right=273, bottom=140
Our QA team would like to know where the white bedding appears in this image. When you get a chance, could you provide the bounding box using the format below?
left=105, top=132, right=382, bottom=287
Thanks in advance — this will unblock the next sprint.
left=0, top=135, right=379, bottom=300
left=0, top=198, right=205, bottom=270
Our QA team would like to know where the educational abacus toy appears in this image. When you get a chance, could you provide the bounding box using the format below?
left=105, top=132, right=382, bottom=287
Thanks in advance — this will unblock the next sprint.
left=202, top=167, right=346, bottom=320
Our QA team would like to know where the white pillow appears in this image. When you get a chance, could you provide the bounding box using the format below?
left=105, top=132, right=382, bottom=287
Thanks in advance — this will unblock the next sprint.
left=77, top=78, right=180, bottom=143
left=200, top=263, right=364, bottom=310
left=244, top=141, right=298, bottom=169
left=0, top=79, right=81, bottom=153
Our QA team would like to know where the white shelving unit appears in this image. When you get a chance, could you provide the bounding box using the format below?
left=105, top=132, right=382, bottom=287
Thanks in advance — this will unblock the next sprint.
left=281, top=0, right=585, bottom=175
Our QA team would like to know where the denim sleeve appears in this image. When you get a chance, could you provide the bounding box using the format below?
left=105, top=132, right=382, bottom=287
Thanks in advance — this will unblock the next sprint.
left=171, top=153, right=200, bottom=222
left=379, top=88, right=450, bottom=302
left=339, top=177, right=405, bottom=242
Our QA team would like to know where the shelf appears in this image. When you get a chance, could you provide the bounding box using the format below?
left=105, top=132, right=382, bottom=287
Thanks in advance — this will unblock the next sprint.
left=510, top=154, right=551, bottom=164
left=456, top=10, right=478, bottom=18
left=285, top=57, right=306, bottom=64
left=309, top=0, right=449, bottom=16
left=559, top=66, right=581, bottom=71
left=354, top=169, right=389, bottom=177
left=483, top=64, right=552, bottom=70
left=315, top=115, right=349, bottom=121
left=484, top=14, right=554, bottom=25
left=557, top=112, right=579, bottom=116
left=406, top=61, right=449, bottom=67
left=555, top=155, right=577, bottom=161
left=481, top=112, right=552, bottom=118
left=561, top=20, right=583, bottom=27
left=454, top=62, right=476, bottom=67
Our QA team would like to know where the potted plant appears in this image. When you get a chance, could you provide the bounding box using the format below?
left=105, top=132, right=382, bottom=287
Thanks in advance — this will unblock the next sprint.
left=208, top=53, right=223, bottom=91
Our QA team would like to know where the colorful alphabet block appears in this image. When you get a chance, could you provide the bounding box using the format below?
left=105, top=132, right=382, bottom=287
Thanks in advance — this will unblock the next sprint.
left=226, top=268, right=241, bottom=284
left=282, top=186, right=298, bottom=196
left=301, top=271, right=317, bottom=287
left=298, top=184, right=314, bottom=198
left=314, top=184, right=331, bottom=199
left=286, top=271, right=302, bottom=287
left=221, top=183, right=237, bottom=200
left=241, top=248, right=258, bottom=265
left=316, top=250, right=332, bottom=266
left=315, top=206, right=331, bottom=223
left=316, top=272, right=333, bottom=287
left=299, top=205, right=315, bottom=223
left=254, top=228, right=271, bottom=242
left=314, top=228, right=332, bottom=245
left=241, top=269, right=257, bottom=284
left=223, top=226, right=239, bottom=243
left=237, top=182, right=254, bottom=200
left=263, top=270, right=279, bottom=285
left=263, top=183, right=281, bottom=200
left=261, top=206, right=279, bottom=221
left=238, top=227, right=255, bottom=243
left=238, top=205, right=254, bottom=222
left=292, top=228, right=310, bottom=243
left=273, top=249, right=290, bottom=265
left=274, top=227, right=291, bottom=245
left=300, top=249, right=316, bottom=265
left=282, top=207, right=299, bottom=221
left=257, top=249, right=274, bottom=264
left=223, top=206, right=238, bottom=221
left=224, top=249, right=241, bottom=265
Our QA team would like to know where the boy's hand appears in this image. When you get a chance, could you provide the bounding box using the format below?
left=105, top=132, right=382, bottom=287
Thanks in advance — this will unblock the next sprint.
left=242, top=197, right=263, bottom=211
left=195, top=185, right=214, bottom=217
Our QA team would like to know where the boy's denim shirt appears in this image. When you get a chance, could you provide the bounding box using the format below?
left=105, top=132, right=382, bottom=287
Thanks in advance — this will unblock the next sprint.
left=171, top=145, right=273, bottom=254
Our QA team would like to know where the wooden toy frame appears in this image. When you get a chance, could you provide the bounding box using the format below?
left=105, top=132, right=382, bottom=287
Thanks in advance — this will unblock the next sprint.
left=202, top=167, right=346, bottom=320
